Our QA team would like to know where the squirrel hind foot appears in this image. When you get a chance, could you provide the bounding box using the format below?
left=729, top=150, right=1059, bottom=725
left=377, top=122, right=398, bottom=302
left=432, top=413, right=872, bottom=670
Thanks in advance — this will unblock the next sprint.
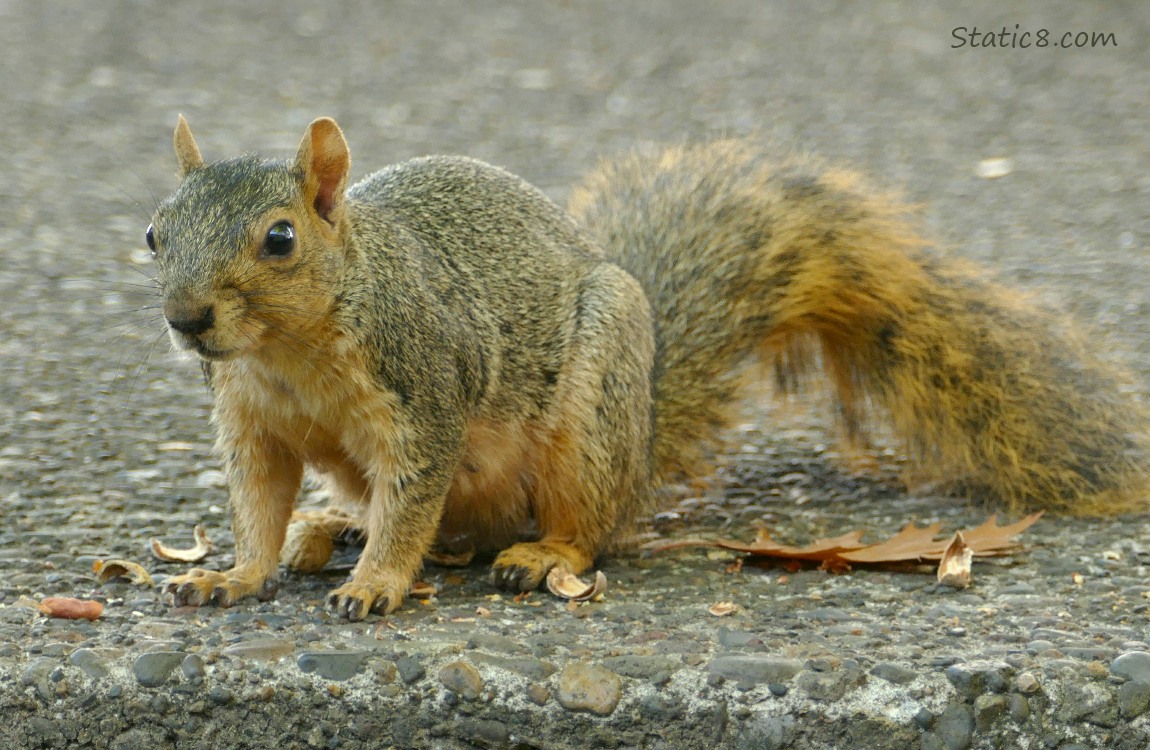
left=490, top=540, right=595, bottom=592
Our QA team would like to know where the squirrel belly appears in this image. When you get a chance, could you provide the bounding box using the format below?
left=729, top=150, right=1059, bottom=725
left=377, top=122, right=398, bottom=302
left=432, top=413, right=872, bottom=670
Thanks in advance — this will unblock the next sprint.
left=152, top=118, right=1148, bottom=620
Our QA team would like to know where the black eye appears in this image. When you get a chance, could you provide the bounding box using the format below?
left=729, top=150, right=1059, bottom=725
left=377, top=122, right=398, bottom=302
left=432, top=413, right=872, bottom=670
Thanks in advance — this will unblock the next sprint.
left=145, top=224, right=157, bottom=255
left=263, top=221, right=295, bottom=257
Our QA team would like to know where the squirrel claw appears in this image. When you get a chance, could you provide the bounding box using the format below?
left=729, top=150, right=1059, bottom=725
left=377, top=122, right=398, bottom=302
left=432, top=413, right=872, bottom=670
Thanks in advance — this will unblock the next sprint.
left=257, top=577, right=280, bottom=602
left=209, top=586, right=236, bottom=608
left=326, top=592, right=369, bottom=622
left=173, top=580, right=208, bottom=607
left=164, top=568, right=274, bottom=609
left=326, top=580, right=403, bottom=620
left=490, top=564, right=540, bottom=593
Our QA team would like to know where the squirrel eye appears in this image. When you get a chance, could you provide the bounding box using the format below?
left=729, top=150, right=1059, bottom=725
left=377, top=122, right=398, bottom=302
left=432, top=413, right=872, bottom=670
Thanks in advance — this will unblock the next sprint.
left=145, top=224, right=157, bottom=254
left=263, top=221, right=295, bottom=257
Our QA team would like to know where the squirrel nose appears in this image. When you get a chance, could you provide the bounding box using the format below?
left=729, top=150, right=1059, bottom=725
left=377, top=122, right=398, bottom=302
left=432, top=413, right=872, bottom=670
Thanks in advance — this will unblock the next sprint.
left=165, top=303, right=216, bottom=336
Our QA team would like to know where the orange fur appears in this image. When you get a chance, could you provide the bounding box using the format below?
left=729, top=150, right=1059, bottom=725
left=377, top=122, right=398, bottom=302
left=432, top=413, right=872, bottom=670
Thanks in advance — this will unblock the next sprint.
left=439, top=419, right=533, bottom=552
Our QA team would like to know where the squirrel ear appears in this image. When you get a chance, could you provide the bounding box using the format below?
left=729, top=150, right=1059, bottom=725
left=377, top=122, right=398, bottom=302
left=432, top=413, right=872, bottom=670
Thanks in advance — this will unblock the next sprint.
left=173, top=114, right=205, bottom=177
left=295, top=117, right=350, bottom=225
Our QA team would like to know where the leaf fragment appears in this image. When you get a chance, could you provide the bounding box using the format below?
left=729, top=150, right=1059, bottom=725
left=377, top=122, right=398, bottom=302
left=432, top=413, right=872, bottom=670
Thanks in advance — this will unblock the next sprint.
left=150, top=524, right=213, bottom=563
left=93, top=558, right=155, bottom=586
left=425, top=548, right=476, bottom=567
left=409, top=581, right=438, bottom=599
left=39, top=597, right=104, bottom=621
left=546, top=568, right=607, bottom=601
left=648, top=512, right=1042, bottom=571
left=937, top=531, right=973, bottom=589
left=708, top=601, right=739, bottom=617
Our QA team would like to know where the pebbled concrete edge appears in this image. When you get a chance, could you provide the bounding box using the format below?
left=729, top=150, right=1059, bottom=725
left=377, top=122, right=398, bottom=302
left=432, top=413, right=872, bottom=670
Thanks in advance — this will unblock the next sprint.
left=5, top=650, right=1150, bottom=749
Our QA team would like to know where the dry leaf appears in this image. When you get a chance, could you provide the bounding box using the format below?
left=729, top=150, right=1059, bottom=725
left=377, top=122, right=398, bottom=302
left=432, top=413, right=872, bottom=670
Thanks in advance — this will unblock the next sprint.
left=150, top=525, right=213, bottom=563
left=954, top=514, right=1044, bottom=557
left=709, top=601, right=739, bottom=617
left=546, top=568, right=607, bottom=601
left=426, top=548, right=476, bottom=567
left=652, top=527, right=868, bottom=561
left=648, top=513, right=1042, bottom=572
left=937, top=531, right=973, bottom=589
left=409, top=581, right=438, bottom=599
left=839, top=522, right=945, bottom=563
left=93, top=558, right=155, bottom=586
left=39, top=597, right=104, bottom=621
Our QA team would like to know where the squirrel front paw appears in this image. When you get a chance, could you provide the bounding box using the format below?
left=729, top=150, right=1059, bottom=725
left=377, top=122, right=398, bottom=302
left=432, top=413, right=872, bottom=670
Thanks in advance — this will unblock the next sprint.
left=165, top=567, right=279, bottom=607
left=326, top=576, right=409, bottom=621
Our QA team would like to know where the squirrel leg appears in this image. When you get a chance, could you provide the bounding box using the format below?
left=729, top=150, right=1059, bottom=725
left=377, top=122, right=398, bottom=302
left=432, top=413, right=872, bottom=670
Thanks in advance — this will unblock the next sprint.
left=325, top=468, right=452, bottom=620
left=166, top=431, right=302, bottom=607
left=492, top=265, right=655, bottom=592
left=281, top=465, right=369, bottom=573
left=323, top=411, right=464, bottom=621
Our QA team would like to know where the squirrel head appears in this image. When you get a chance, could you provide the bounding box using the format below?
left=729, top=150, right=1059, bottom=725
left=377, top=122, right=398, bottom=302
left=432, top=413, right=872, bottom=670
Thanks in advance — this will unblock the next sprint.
left=148, top=116, right=351, bottom=363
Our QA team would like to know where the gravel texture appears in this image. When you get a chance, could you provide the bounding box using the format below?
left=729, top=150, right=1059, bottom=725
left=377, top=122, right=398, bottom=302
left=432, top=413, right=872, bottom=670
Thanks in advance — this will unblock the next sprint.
left=2, top=1, right=1150, bottom=748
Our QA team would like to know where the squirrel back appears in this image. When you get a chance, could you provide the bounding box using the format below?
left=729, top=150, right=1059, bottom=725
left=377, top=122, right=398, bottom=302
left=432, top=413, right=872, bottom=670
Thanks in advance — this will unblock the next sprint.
left=570, top=139, right=1149, bottom=514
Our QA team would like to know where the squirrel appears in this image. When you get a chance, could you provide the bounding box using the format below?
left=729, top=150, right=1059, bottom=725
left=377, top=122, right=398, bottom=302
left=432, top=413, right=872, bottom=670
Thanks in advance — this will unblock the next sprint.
left=151, top=116, right=1148, bottom=620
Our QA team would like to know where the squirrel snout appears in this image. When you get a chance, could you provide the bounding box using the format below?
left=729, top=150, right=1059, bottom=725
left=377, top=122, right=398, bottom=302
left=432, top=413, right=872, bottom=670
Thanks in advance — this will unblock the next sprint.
left=165, top=302, right=216, bottom=336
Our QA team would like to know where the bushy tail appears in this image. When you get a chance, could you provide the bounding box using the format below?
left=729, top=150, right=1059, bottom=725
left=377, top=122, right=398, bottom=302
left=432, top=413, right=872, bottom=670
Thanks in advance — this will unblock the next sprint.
left=567, top=140, right=1149, bottom=515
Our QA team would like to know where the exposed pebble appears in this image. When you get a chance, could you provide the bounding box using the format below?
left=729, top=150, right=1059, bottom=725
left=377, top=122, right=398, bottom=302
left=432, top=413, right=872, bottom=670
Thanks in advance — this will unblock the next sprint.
left=221, top=638, right=296, bottom=662
left=600, top=655, right=679, bottom=681
left=68, top=649, right=109, bottom=680
left=870, top=662, right=917, bottom=685
left=1118, top=681, right=1150, bottom=719
left=458, top=718, right=509, bottom=747
left=973, top=694, right=1008, bottom=731
left=934, top=702, right=974, bottom=750
left=526, top=682, right=550, bottom=706
left=707, top=655, right=803, bottom=687
left=465, top=634, right=531, bottom=655
left=795, top=664, right=866, bottom=702
left=556, top=663, right=623, bottom=716
left=181, top=654, right=206, bottom=681
left=133, top=652, right=185, bottom=688
left=945, top=661, right=1014, bottom=699
left=1008, top=693, right=1029, bottom=723
left=1058, top=682, right=1117, bottom=726
left=369, top=659, right=397, bottom=683
left=1111, top=652, right=1150, bottom=684
left=395, top=655, right=425, bottom=685
left=469, top=652, right=555, bottom=680
left=1016, top=673, right=1041, bottom=694
left=438, top=660, right=484, bottom=700
left=296, top=651, right=368, bottom=682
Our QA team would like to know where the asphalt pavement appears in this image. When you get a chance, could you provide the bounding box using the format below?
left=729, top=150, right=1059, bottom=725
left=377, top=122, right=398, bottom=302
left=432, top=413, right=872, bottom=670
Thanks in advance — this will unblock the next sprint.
left=1, top=1, right=1149, bottom=748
